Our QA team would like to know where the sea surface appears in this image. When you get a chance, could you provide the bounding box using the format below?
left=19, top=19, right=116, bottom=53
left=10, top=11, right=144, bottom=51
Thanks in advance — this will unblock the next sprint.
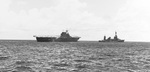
left=0, top=40, right=150, bottom=72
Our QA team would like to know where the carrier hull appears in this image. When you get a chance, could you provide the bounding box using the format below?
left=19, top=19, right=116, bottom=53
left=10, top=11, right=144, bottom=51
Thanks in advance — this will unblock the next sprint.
left=36, top=37, right=56, bottom=42
left=56, top=37, right=80, bottom=42
left=36, top=37, right=80, bottom=42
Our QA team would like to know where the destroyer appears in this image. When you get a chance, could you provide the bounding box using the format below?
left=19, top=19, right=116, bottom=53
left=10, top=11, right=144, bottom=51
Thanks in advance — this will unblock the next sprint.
left=99, top=32, right=124, bottom=42
left=34, top=30, right=80, bottom=42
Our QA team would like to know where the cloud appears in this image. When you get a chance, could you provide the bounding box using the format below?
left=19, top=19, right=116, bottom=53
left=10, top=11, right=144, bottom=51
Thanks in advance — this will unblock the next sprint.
left=0, top=0, right=106, bottom=40
left=114, top=0, right=150, bottom=41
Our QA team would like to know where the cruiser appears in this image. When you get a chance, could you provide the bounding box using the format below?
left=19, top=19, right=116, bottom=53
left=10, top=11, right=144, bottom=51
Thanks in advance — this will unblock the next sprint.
left=99, top=32, right=124, bottom=42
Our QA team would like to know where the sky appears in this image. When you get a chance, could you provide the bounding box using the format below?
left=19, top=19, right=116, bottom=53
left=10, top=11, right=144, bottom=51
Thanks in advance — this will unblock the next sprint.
left=0, top=0, right=150, bottom=41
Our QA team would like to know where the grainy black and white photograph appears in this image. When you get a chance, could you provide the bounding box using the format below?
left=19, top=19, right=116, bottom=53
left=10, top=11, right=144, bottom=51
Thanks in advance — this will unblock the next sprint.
left=0, top=0, right=150, bottom=72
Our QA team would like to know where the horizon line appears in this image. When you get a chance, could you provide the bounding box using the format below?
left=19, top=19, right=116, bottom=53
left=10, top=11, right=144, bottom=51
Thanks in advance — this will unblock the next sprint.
left=0, top=39, right=149, bottom=42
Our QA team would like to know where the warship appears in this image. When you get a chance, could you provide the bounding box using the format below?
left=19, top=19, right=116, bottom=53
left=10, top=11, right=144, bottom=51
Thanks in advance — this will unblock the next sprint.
left=33, top=30, right=80, bottom=42
left=99, top=32, right=124, bottom=42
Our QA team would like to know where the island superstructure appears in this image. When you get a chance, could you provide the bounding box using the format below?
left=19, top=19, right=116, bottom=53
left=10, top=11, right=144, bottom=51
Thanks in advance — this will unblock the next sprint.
left=99, top=32, right=124, bottom=42
left=33, top=30, right=80, bottom=42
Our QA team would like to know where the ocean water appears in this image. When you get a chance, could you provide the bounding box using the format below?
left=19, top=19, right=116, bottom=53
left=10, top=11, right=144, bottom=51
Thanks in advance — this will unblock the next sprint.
left=0, top=40, right=150, bottom=72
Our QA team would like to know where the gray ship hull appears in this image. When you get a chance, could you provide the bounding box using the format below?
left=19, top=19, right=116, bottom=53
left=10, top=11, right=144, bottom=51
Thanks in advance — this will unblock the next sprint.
left=99, top=40, right=124, bottom=42
left=36, top=37, right=56, bottom=42
left=56, top=37, right=80, bottom=42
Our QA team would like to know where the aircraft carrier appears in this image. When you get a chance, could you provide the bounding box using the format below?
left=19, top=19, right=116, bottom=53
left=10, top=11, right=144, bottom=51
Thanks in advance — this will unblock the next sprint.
left=34, top=30, right=80, bottom=42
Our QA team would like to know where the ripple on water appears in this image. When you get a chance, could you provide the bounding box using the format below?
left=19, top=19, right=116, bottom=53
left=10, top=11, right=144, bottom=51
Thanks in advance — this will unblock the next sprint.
left=15, top=66, right=33, bottom=71
left=123, top=65, right=141, bottom=70
left=95, top=65, right=110, bottom=71
left=53, top=63, right=70, bottom=67
left=15, top=60, right=36, bottom=67
left=74, top=59, right=92, bottom=63
left=0, top=56, right=9, bottom=60
left=143, top=65, right=150, bottom=70
left=146, top=58, right=150, bottom=61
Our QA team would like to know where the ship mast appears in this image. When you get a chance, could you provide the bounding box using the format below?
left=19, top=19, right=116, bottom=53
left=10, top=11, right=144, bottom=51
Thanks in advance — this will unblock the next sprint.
left=66, top=30, right=68, bottom=34
left=115, top=31, right=117, bottom=36
left=114, top=31, right=118, bottom=40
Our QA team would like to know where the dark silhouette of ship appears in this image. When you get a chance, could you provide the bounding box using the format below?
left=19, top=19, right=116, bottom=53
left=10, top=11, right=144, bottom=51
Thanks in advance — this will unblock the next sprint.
left=99, top=32, right=124, bottom=42
left=34, top=30, right=80, bottom=42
